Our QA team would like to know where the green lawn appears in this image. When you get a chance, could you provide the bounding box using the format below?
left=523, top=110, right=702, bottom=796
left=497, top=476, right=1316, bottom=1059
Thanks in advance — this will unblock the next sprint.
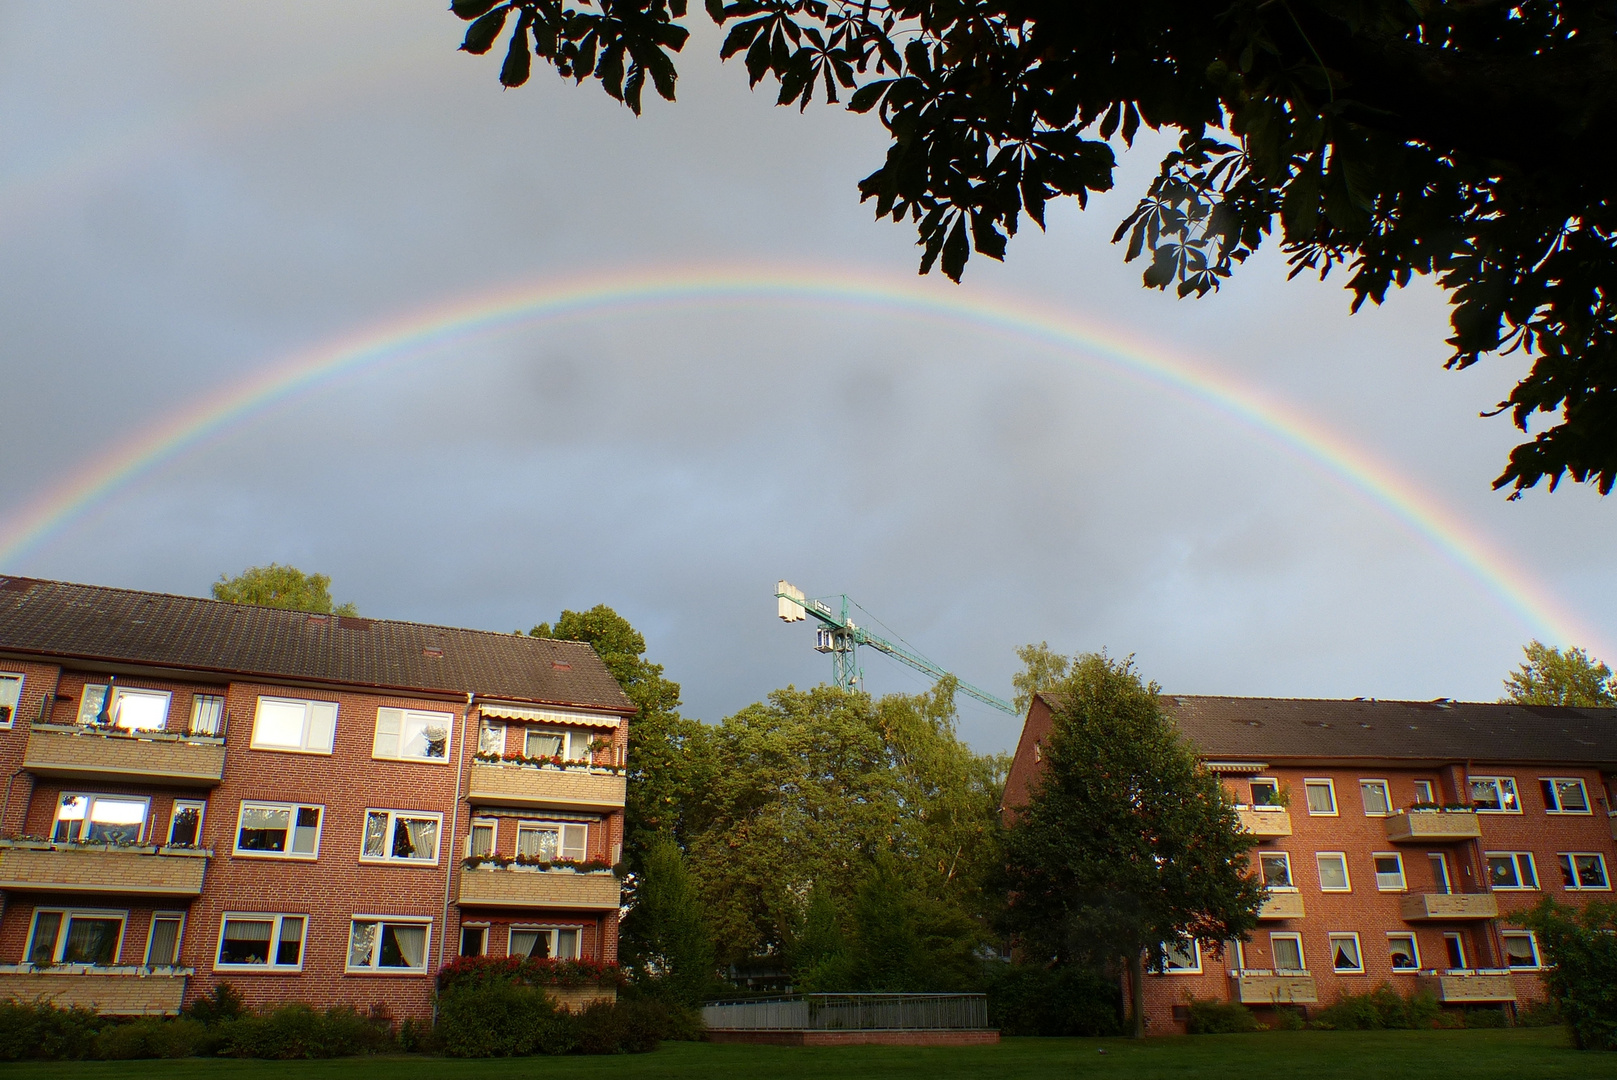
left=2, top=1029, right=1609, bottom=1080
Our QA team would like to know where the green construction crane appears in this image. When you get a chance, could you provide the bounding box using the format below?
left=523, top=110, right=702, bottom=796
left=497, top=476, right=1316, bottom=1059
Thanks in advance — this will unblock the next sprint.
left=775, top=580, right=1018, bottom=715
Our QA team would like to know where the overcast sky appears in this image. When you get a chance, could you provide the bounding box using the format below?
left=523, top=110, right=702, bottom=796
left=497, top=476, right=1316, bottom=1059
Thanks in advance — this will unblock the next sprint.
left=1, top=3, right=1612, bottom=752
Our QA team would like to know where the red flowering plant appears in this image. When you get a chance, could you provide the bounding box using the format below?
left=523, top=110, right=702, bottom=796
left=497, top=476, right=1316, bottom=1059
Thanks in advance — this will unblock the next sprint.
left=462, top=854, right=615, bottom=872
left=436, top=954, right=624, bottom=992
left=470, top=750, right=621, bottom=774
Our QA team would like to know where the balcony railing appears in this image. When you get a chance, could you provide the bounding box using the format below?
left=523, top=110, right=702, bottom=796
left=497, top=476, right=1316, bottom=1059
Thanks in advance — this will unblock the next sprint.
left=1383, top=810, right=1481, bottom=844
left=1257, top=890, right=1305, bottom=920
left=1229, top=971, right=1318, bottom=1005
left=0, top=840, right=209, bottom=897
left=466, top=762, right=626, bottom=812
left=1415, top=970, right=1516, bottom=1003
left=457, top=866, right=620, bottom=910
left=1399, top=892, right=1498, bottom=921
left=0, top=966, right=192, bottom=1015
left=24, top=724, right=225, bottom=787
left=1235, top=807, right=1292, bottom=838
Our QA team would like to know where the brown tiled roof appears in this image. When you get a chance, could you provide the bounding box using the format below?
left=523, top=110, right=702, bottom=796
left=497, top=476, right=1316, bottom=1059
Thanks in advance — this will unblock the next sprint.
left=0, top=576, right=634, bottom=713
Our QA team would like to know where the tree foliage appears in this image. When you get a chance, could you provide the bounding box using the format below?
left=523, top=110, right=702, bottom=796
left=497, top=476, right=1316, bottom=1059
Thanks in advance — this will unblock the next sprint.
left=1517, top=898, right=1617, bottom=1051
left=1003, top=652, right=1263, bottom=1036
left=1011, top=641, right=1071, bottom=714
left=211, top=564, right=357, bottom=616
left=619, top=833, right=716, bottom=1006
left=1501, top=640, right=1617, bottom=708
left=454, top=1, right=1617, bottom=496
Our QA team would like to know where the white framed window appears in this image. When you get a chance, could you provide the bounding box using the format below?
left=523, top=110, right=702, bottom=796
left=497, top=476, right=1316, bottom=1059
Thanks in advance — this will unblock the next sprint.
left=234, top=801, right=323, bottom=859
left=509, top=925, right=581, bottom=961
left=167, top=800, right=205, bottom=847
left=1502, top=931, right=1541, bottom=970
left=1249, top=778, right=1282, bottom=808
left=1372, top=852, right=1406, bottom=892
left=1329, top=933, right=1364, bottom=973
left=1557, top=852, right=1611, bottom=890
left=108, top=688, right=171, bottom=732
left=1412, top=779, right=1435, bottom=804
left=1359, top=780, right=1392, bottom=817
left=524, top=727, right=593, bottom=761
left=460, top=925, right=489, bottom=957
left=1303, top=779, right=1337, bottom=816
left=145, top=912, right=185, bottom=967
left=1259, top=851, right=1294, bottom=889
left=27, top=908, right=125, bottom=966
left=347, top=917, right=431, bottom=973
left=1541, top=778, right=1591, bottom=814
left=516, top=821, right=587, bottom=862
left=1469, top=776, right=1520, bottom=813
left=53, top=793, right=150, bottom=844
left=1486, top=852, right=1539, bottom=890
left=1270, top=933, right=1305, bottom=972
left=0, top=672, right=22, bottom=728
left=251, top=697, right=337, bottom=754
left=1428, top=852, right=1453, bottom=895
left=1387, top=933, right=1420, bottom=971
left=361, top=810, right=442, bottom=865
left=1158, top=939, right=1201, bottom=974
left=1443, top=932, right=1468, bottom=970
left=77, top=684, right=110, bottom=725
left=189, top=694, right=226, bottom=737
left=1316, top=852, right=1352, bottom=892
left=215, top=913, right=305, bottom=970
left=478, top=720, right=505, bottom=756
left=373, top=708, right=453, bottom=763
left=468, top=819, right=496, bottom=858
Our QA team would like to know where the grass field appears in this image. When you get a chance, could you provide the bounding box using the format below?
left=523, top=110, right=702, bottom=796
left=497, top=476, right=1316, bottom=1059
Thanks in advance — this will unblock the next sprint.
left=2, top=1029, right=1610, bottom=1080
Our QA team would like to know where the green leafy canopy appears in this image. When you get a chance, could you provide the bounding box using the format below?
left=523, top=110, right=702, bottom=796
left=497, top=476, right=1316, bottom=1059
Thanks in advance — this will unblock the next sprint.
left=210, top=564, right=357, bottom=617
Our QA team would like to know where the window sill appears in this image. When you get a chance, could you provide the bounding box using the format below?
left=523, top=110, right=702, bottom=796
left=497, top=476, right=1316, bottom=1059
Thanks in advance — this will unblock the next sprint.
left=231, top=852, right=320, bottom=862
left=211, top=966, right=304, bottom=975
left=343, top=968, right=429, bottom=977
left=370, top=755, right=451, bottom=766
left=248, top=744, right=333, bottom=756
left=357, top=858, right=440, bottom=869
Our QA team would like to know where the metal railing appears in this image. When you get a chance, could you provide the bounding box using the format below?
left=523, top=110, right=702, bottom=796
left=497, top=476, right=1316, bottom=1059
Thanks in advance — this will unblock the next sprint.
left=701, top=993, right=990, bottom=1031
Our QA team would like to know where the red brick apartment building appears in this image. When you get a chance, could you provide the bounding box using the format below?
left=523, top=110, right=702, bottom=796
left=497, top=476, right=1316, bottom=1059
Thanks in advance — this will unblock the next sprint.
left=0, top=576, right=634, bottom=1019
left=1005, top=693, right=1617, bottom=1034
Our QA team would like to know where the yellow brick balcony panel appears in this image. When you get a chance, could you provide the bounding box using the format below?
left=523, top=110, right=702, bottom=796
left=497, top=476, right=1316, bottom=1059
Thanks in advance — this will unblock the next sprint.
left=1257, top=890, right=1305, bottom=920
left=1236, top=807, right=1292, bottom=838
left=1230, top=972, right=1318, bottom=1005
left=458, top=867, right=620, bottom=910
left=1415, top=971, right=1517, bottom=1004
left=466, top=763, right=626, bottom=811
left=1400, top=892, right=1499, bottom=921
left=24, top=725, right=225, bottom=787
left=0, top=842, right=209, bottom=897
left=1383, top=810, right=1481, bottom=844
left=0, top=966, right=191, bottom=1015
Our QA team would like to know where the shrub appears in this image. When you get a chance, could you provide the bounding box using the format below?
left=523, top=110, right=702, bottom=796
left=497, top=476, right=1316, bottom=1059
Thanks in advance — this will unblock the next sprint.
left=1518, top=897, right=1617, bottom=1050
left=1309, top=984, right=1437, bottom=1031
left=185, top=983, right=245, bottom=1026
left=436, top=955, right=622, bottom=993
left=0, top=998, right=107, bottom=1061
left=219, top=1003, right=393, bottom=1059
left=1518, top=999, right=1563, bottom=1028
left=1184, top=998, right=1259, bottom=1034
left=574, top=998, right=662, bottom=1055
left=435, top=982, right=571, bottom=1057
left=1464, top=1007, right=1509, bottom=1028
left=984, top=962, right=1124, bottom=1036
left=1269, top=1007, right=1305, bottom=1031
left=94, top=1017, right=206, bottom=1060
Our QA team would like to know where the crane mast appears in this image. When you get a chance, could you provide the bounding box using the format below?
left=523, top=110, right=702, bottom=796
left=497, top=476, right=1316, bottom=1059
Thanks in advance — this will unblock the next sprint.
left=775, top=580, right=1018, bottom=715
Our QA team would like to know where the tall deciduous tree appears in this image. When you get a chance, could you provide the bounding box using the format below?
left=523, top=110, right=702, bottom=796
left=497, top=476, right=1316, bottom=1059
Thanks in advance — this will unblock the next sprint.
left=1012, top=642, right=1072, bottom=714
left=1501, top=640, right=1617, bottom=708
left=211, top=564, right=357, bottom=616
left=454, top=1, right=1617, bottom=496
left=620, top=832, right=716, bottom=1006
left=1004, top=652, right=1263, bottom=1037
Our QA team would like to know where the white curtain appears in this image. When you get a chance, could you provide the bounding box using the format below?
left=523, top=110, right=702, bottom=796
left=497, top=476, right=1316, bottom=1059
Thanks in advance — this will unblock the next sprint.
left=389, top=925, right=426, bottom=969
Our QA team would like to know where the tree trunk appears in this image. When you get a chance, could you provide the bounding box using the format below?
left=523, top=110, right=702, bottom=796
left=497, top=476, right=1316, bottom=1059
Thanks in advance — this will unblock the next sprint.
left=1127, top=951, right=1146, bottom=1039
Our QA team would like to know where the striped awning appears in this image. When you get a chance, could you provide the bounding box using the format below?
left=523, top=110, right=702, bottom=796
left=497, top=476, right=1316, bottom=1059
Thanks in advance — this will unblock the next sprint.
left=478, top=702, right=621, bottom=728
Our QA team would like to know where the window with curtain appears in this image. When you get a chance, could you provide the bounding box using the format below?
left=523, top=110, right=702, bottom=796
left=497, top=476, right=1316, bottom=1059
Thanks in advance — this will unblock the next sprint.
left=217, top=914, right=304, bottom=968
left=509, top=928, right=551, bottom=959
left=348, top=919, right=429, bottom=971
left=53, top=793, right=149, bottom=844
left=360, top=810, right=441, bottom=863
left=27, top=909, right=125, bottom=966
left=469, top=821, right=495, bottom=858
left=516, top=822, right=587, bottom=862
left=146, top=914, right=183, bottom=967
left=168, top=801, right=205, bottom=847
left=77, top=684, right=110, bottom=725
left=189, top=694, right=226, bottom=737
left=478, top=721, right=505, bottom=755
left=235, top=802, right=322, bottom=857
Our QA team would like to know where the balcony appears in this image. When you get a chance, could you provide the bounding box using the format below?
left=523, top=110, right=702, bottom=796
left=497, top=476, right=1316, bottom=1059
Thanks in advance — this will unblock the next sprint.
left=1608, top=810, right=1617, bottom=842
left=0, top=966, right=191, bottom=1015
left=466, top=762, right=626, bottom=812
left=1236, top=807, right=1292, bottom=838
left=0, top=840, right=209, bottom=897
left=1383, top=810, right=1480, bottom=844
left=1400, top=892, right=1498, bottom=921
left=1257, top=891, right=1305, bottom=920
left=24, top=725, right=225, bottom=787
left=1416, top=970, right=1516, bottom=1003
left=1230, top=971, right=1318, bottom=1005
left=457, top=866, right=620, bottom=910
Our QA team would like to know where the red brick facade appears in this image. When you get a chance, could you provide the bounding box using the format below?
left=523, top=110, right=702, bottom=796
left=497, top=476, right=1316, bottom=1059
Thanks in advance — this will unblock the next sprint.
left=1004, top=694, right=1617, bottom=1034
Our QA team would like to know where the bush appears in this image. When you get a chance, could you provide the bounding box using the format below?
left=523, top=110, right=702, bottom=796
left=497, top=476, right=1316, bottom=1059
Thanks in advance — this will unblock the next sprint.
left=435, top=982, right=571, bottom=1057
left=94, top=1018, right=207, bottom=1060
left=1184, top=998, right=1259, bottom=1034
left=1309, top=984, right=1438, bottom=1031
left=436, top=955, right=623, bottom=993
left=1464, top=1007, right=1509, bottom=1028
left=985, top=962, right=1124, bottom=1036
left=0, top=998, right=107, bottom=1061
left=574, top=998, right=662, bottom=1054
left=1518, top=898, right=1617, bottom=1050
left=1517, top=999, right=1563, bottom=1028
left=219, top=1003, right=393, bottom=1059
left=184, top=983, right=246, bottom=1026
left=1269, top=1007, right=1305, bottom=1031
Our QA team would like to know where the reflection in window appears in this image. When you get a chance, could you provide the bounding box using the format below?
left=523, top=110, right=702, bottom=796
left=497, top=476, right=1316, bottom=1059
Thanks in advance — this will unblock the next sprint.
left=53, top=793, right=149, bottom=844
left=28, top=909, right=124, bottom=966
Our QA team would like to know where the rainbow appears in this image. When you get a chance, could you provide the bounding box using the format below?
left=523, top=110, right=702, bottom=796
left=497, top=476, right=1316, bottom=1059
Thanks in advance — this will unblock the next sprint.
left=0, top=263, right=1602, bottom=656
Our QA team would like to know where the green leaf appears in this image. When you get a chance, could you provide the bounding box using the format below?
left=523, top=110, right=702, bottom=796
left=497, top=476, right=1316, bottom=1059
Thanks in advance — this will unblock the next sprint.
left=941, top=212, right=970, bottom=281
left=705, top=0, right=726, bottom=22
left=499, top=13, right=533, bottom=87
left=461, top=5, right=510, bottom=54
left=451, top=0, right=501, bottom=20
left=848, top=78, right=893, bottom=114
left=970, top=211, right=1007, bottom=261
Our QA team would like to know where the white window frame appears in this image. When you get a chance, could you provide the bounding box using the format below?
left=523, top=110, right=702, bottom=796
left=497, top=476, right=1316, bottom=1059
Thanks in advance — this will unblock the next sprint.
left=1359, top=779, right=1392, bottom=817
left=250, top=696, right=338, bottom=755
left=523, top=726, right=593, bottom=762
left=1269, top=932, right=1306, bottom=973
left=167, top=800, right=206, bottom=847
left=468, top=818, right=497, bottom=858
left=214, top=912, right=307, bottom=972
left=1258, top=850, right=1296, bottom=890
left=360, top=809, right=444, bottom=866
left=1303, top=779, right=1338, bottom=816
left=1468, top=775, right=1521, bottom=814
left=188, top=694, right=226, bottom=737
left=478, top=720, right=506, bottom=756
left=26, top=907, right=126, bottom=966
left=1328, top=932, right=1365, bottom=974
left=1558, top=852, right=1611, bottom=891
left=1501, top=930, right=1542, bottom=970
left=233, top=801, right=324, bottom=860
left=1485, top=851, right=1539, bottom=891
left=1371, top=851, right=1407, bottom=892
left=346, top=915, right=433, bottom=974
left=1428, top=852, right=1453, bottom=895
left=1443, top=932, right=1468, bottom=971
left=1248, top=778, right=1283, bottom=809
left=460, top=924, right=489, bottom=957
left=507, top=925, right=583, bottom=962
left=1387, top=933, right=1420, bottom=973
left=77, top=683, right=111, bottom=725
left=145, top=911, right=186, bottom=968
left=53, top=792, right=151, bottom=845
left=1541, top=778, right=1592, bottom=815
left=1316, top=851, right=1352, bottom=892
left=0, top=672, right=23, bottom=729
left=1158, top=939, right=1202, bottom=974
left=372, top=708, right=454, bottom=764
left=516, top=820, right=589, bottom=863
left=107, top=687, right=172, bottom=732
left=1412, top=779, right=1435, bottom=804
